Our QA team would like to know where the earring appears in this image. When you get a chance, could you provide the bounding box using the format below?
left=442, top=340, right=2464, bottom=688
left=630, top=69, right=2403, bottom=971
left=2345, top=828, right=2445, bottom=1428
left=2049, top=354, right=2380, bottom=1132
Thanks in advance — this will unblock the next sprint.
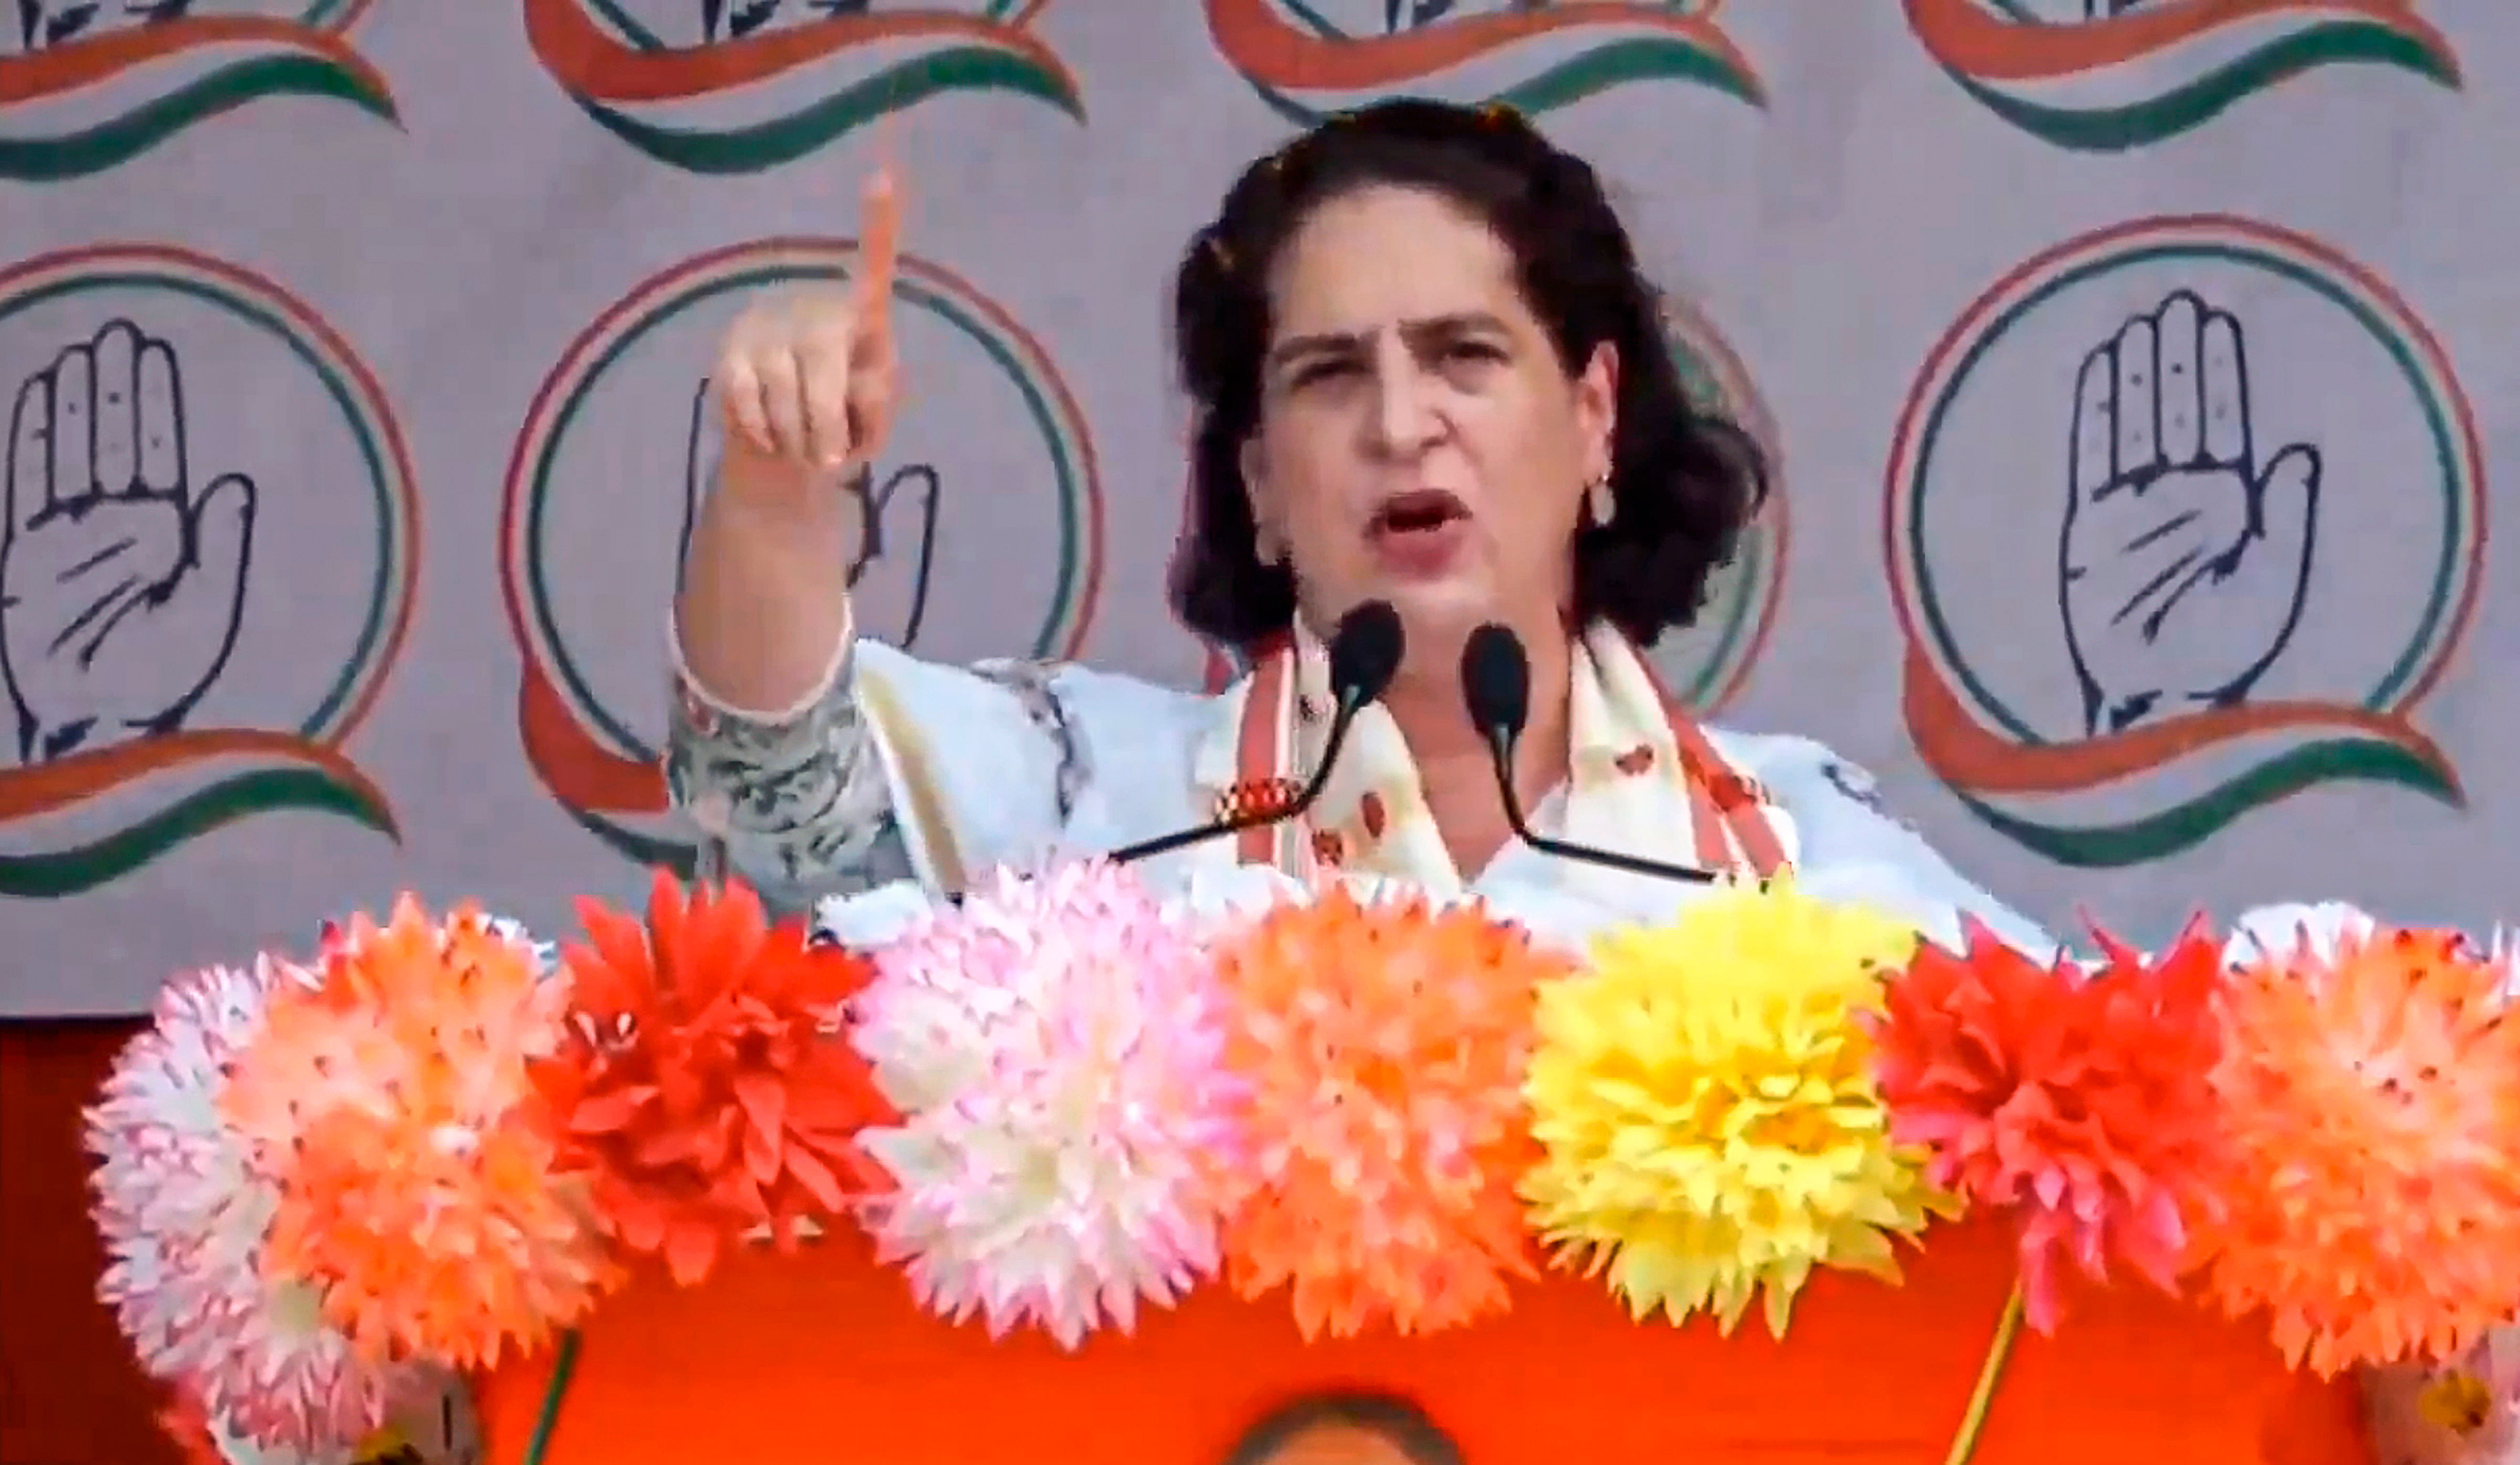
left=1585, top=472, right=1615, bottom=528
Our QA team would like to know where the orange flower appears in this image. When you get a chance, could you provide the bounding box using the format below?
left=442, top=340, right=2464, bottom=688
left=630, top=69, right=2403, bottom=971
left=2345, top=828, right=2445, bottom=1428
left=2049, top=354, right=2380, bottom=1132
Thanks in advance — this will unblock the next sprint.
left=229, top=899, right=613, bottom=1370
left=2204, top=926, right=2520, bottom=1374
left=541, top=870, right=896, bottom=1285
left=1211, top=887, right=1562, bottom=1337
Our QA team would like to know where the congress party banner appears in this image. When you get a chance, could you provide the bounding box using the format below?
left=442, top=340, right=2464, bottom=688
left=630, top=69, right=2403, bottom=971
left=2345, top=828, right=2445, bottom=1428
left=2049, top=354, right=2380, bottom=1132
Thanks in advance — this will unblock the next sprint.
left=0, top=0, right=2503, bottom=1015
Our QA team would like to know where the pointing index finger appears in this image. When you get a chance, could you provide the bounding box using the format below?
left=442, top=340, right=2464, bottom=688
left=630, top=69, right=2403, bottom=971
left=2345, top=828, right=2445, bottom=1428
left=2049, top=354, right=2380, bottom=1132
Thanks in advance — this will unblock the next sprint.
left=853, top=114, right=903, bottom=350
left=854, top=166, right=901, bottom=346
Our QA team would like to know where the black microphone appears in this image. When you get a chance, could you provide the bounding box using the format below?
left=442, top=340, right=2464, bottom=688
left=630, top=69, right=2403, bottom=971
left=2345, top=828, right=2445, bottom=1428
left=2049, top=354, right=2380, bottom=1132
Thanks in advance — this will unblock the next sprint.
left=1106, top=599, right=1406, bottom=867
left=1459, top=623, right=1716, bottom=886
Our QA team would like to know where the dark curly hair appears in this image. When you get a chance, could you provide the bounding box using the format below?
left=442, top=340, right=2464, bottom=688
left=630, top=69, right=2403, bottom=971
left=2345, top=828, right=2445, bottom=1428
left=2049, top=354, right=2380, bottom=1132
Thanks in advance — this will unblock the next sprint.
left=1168, top=98, right=1771, bottom=656
left=1220, top=1390, right=1462, bottom=1465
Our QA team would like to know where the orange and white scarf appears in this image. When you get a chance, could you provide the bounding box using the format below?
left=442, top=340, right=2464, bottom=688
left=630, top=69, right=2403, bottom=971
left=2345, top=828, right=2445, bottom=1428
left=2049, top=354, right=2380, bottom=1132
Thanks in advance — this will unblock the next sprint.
left=1188, top=620, right=1798, bottom=908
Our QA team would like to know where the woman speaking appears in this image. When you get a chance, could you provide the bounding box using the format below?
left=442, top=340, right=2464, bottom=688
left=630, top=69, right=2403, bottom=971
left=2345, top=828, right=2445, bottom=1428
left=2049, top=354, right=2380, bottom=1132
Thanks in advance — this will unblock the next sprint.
left=623, top=96, right=2420, bottom=1465
left=667, top=98, right=2045, bottom=954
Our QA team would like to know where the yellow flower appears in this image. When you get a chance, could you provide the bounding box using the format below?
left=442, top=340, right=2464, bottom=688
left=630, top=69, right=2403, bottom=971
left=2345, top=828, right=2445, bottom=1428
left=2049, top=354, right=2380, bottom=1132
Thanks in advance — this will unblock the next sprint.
left=350, top=1426, right=422, bottom=1465
left=1520, top=876, right=1947, bottom=1337
left=2418, top=1370, right=2495, bottom=1437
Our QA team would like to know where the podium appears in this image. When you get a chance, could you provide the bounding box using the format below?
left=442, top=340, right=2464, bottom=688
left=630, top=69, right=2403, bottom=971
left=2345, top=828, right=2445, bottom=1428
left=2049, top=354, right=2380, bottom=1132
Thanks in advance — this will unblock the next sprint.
left=472, top=1217, right=2372, bottom=1465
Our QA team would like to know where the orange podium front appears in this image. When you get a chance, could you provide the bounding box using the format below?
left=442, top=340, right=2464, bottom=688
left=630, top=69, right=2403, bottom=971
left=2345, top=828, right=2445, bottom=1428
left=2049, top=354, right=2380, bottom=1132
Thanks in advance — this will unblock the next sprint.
left=474, top=1217, right=2370, bottom=1465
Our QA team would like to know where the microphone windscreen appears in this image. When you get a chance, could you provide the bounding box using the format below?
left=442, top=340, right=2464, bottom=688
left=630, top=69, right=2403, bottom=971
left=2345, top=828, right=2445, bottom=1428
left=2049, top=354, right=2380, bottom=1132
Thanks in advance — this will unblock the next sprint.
left=1328, top=599, right=1405, bottom=705
left=1460, top=624, right=1530, bottom=740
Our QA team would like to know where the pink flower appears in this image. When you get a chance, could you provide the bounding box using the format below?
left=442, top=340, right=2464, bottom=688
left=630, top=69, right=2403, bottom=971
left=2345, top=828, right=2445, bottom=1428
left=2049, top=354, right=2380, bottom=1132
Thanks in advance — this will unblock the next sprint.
left=852, top=859, right=1244, bottom=1347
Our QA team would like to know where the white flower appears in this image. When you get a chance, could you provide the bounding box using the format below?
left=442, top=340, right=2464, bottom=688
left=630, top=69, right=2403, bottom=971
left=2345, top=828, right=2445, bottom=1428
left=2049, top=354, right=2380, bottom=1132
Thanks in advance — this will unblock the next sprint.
left=848, top=860, right=1243, bottom=1348
left=88, top=961, right=398, bottom=1455
left=2223, top=901, right=2379, bottom=969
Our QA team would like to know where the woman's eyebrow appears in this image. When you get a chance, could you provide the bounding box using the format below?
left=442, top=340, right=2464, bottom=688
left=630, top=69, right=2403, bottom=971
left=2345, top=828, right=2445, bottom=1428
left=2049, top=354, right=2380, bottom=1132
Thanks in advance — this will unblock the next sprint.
left=1268, top=312, right=1511, bottom=373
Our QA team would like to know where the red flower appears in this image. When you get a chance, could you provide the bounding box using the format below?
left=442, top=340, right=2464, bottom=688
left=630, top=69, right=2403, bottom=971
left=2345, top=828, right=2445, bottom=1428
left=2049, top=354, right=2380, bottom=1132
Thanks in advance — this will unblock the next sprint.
left=540, top=870, right=898, bottom=1285
left=1869, top=920, right=2224, bottom=1331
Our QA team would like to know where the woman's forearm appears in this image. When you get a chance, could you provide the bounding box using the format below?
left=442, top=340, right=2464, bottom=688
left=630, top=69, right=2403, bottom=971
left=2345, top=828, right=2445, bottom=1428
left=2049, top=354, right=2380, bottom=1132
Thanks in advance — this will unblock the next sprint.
left=675, top=448, right=857, bottom=714
left=668, top=450, right=922, bottom=905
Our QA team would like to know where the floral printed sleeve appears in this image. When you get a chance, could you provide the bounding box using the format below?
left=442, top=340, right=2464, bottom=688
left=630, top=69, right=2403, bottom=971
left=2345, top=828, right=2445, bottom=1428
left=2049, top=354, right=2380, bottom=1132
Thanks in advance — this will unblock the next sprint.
left=665, top=634, right=918, bottom=911
left=665, top=635, right=1091, bottom=914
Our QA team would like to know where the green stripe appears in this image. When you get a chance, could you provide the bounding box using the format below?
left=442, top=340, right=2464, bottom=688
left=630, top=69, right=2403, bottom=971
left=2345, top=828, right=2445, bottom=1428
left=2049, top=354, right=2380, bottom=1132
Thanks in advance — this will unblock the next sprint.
left=0, top=54, right=396, bottom=181
left=1245, top=33, right=1760, bottom=124
left=0, top=767, right=394, bottom=899
left=574, top=47, right=1079, bottom=175
left=1952, top=735, right=2459, bottom=869
left=1940, top=20, right=2455, bottom=153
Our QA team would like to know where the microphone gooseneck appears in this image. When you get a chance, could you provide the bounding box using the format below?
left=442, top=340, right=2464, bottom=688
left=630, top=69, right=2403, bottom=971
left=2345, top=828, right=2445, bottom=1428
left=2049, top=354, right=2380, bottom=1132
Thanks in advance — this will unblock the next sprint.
left=1107, top=600, right=1406, bottom=867
left=1457, top=622, right=1717, bottom=887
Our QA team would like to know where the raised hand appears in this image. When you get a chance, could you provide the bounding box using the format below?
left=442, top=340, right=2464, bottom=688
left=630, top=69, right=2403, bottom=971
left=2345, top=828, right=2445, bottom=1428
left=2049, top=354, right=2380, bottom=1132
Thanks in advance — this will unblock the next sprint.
left=678, top=379, right=942, bottom=646
left=2059, top=290, right=2318, bottom=736
left=675, top=156, right=906, bottom=711
left=709, top=164, right=902, bottom=512
left=0, top=320, right=256, bottom=764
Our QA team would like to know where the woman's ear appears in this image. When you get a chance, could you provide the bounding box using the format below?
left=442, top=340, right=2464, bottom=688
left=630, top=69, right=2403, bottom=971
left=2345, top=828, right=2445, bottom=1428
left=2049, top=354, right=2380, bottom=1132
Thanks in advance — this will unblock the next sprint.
left=1576, top=341, right=1619, bottom=481
left=1240, top=437, right=1280, bottom=559
left=1240, top=435, right=1267, bottom=501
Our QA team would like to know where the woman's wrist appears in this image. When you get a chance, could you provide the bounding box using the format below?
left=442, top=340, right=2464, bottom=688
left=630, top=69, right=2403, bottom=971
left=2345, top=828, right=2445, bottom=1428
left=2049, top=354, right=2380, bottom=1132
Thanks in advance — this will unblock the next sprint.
left=711, top=438, right=860, bottom=544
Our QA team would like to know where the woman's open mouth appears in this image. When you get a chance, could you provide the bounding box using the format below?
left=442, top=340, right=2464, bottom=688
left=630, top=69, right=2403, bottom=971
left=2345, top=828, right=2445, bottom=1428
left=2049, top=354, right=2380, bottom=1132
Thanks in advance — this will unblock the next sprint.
left=1367, top=489, right=1471, bottom=575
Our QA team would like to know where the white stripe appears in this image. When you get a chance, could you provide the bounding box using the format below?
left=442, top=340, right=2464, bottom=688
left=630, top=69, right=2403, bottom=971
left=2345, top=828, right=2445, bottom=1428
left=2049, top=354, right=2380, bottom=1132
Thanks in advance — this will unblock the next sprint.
left=1247, top=19, right=1737, bottom=109
left=1989, top=6, right=2410, bottom=110
left=0, top=36, right=334, bottom=138
left=589, top=31, right=1035, bottom=134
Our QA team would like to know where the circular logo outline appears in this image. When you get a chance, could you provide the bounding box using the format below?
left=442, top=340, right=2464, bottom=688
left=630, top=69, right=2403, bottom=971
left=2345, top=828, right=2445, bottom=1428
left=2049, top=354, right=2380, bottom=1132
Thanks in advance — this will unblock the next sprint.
left=1662, top=291, right=1788, bottom=715
left=1883, top=213, right=2485, bottom=745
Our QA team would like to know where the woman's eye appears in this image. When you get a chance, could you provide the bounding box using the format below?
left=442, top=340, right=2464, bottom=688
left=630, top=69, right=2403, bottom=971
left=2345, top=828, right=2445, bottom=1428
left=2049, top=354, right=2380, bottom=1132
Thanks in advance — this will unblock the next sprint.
left=1445, top=341, right=1504, bottom=364
left=1293, top=360, right=1358, bottom=387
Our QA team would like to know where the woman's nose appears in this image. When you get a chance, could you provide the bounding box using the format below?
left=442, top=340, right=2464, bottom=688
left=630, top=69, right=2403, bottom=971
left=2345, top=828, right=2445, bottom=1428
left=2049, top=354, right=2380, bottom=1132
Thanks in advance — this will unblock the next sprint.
left=1368, top=355, right=1440, bottom=456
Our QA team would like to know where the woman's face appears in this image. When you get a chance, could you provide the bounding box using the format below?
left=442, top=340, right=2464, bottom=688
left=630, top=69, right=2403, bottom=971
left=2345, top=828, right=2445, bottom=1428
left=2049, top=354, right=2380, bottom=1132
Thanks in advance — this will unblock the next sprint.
left=1244, top=184, right=1615, bottom=673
